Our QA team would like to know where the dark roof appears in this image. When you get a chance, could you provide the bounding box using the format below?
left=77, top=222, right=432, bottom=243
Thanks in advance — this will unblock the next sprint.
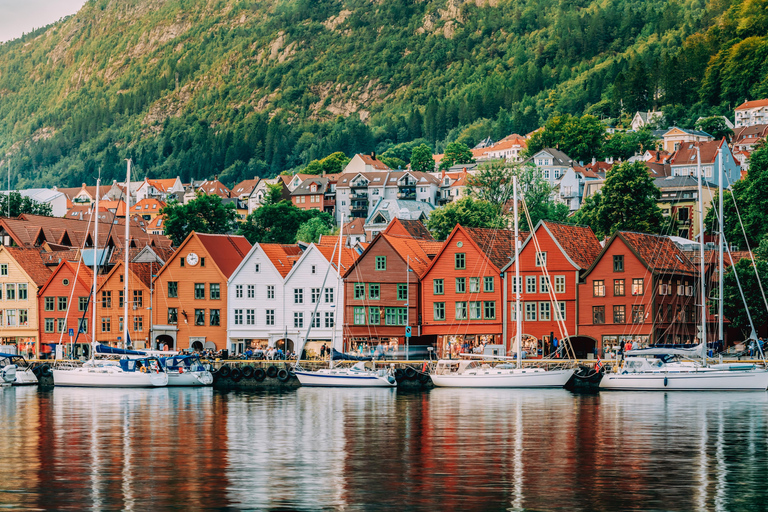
left=383, top=218, right=434, bottom=241
left=528, top=148, right=574, bottom=165
left=291, top=177, right=332, bottom=196
left=653, top=176, right=717, bottom=189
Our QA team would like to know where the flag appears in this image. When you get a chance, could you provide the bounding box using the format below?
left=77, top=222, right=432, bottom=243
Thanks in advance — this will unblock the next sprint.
left=595, top=356, right=603, bottom=371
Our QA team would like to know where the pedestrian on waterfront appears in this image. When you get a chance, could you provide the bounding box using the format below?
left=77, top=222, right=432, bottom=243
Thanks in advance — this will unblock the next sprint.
left=624, top=340, right=633, bottom=353
left=320, top=343, right=327, bottom=359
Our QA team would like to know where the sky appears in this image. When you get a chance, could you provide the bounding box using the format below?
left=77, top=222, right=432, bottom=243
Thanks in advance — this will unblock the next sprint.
left=0, top=0, right=88, bottom=43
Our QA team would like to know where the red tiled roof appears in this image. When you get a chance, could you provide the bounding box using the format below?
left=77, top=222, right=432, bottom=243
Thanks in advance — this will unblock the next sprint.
left=197, top=180, right=231, bottom=198
left=231, top=178, right=260, bottom=197
left=196, top=233, right=251, bottom=278
left=383, top=218, right=434, bottom=241
left=260, top=244, right=304, bottom=277
left=463, top=227, right=515, bottom=270
left=315, top=243, right=360, bottom=274
left=342, top=217, right=365, bottom=235
left=669, top=139, right=725, bottom=166
left=381, top=234, right=433, bottom=277
left=543, top=221, right=602, bottom=270
left=736, top=99, right=768, bottom=110
left=132, top=198, right=166, bottom=212
left=357, top=154, right=390, bottom=170
left=618, top=232, right=697, bottom=275
left=4, top=247, right=51, bottom=286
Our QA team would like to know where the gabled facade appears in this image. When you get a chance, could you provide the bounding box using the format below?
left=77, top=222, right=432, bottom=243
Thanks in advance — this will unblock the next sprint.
left=131, top=198, right=166, bottom=222
left=526, top=148, right=575, bottom=187
left=363, top=199, right=434, bottom=242
left=248, top=177, right=290, bottom=214
left=630, top=111, right=663, bottom=131
left=654, top=176, right=716, bottom=240
left=135, top=177, right=184, bottom=202
left=95, top=261, right=154, bottom=349
left=662, top=127, right=714, bottom=153
left=197, top=179, right=231, bottom=198
left=735, top=99, right=768, bottom=128
left=668, top=139, right=741, bottom=188
left=152, top=232, right=251, bottom=351
left=290, top=176, right=336, bottom=214
left=559, top=166, right=600, bottom=211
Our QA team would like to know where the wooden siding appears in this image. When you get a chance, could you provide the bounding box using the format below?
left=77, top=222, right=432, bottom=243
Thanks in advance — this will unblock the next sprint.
left=0, top=251, right=42, bottom=356
left=96, top=262, right=153, bottom=349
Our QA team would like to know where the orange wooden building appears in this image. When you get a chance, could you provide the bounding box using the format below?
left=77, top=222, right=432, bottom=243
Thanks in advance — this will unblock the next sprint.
left=95, top=260, right=154, bottom=350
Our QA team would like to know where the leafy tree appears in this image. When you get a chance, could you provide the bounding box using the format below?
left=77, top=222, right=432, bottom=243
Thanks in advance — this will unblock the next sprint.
left=603, top=129, right=659, bottom=160
left=410, top=144, right=435, bottom=173
left=427, top=197, right=500, bottom=240
left=696, top=117, right=734, bottom=142
left=296, top=216, right=335, bottom=243
left=439, top=142, right=475, bottom=171
left=161, top=193, right=238, bottom=246
left=239, top=201, right=333, bottom=244
left=304, top=151, right=350, bottom=175
left=526, top=114, right=607, bottom=163
left=721, top=258, right=768, bottom=336
left=573, top=161, right=663, bottom=239
left=0, top=192, right=53, bottom=217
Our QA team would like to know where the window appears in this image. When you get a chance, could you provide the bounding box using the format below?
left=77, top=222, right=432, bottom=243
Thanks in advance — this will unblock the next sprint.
left=267, top=285, right=275, bottom=299
left=209, top=284, right=220, bottom=300
left=433, top=302, right=446, bottom=321
left=526, top=276, right=536, bottom=293
left=210, top=309, right=220, bottom=326
left=455, top=253, right=466, bottom=269
left=194, top=283, right=205, bottom=299
left=469, top=277, right=480, bottom=293
left=375, top=256, right=387, bottom=270
left=168, top=308, right=178, bottom=325
left=614, top=279, right=625, bottom=296
left=354, top=283, right=365, bottom=299
left=525, top=302, right=537, bottom=321
left=294, top=288, right=304, bottom=304
left=18, top=284, right=27, bottom=300
left=354, top=307, right=366, bottom=324
left=484, top=277, right=494, bottom=292
left=79, top=296, right=88, bottom=312
left=101, top=291, right=112, bottom=308
left=168, top=282, right=178, bottom=298
left=18, top=309, right=27, bottom=326
left=455, top=278, right=466, bottom=293
left=132, top=316, right=142, bottom=332
left=659, top=283, right=669, bottom=296
left=554, top=276, right=565, bottom=294
left=119, top=291, right=124, bottom=308
left=385, top=307, right=407, bottom=326
left=133, top=290, right=143, bottom=308
left=593, top=280, right=605, bottom=297
left=511, top=276, right=522, bottom=294
left=539, top=301, right=551, bottom=321
left=324, top=311, right=334, bottom=328
left=369, top=307, right=381, bottom=325
left=254, top=263, right=260, bottom=273
left=433, top=279, right=444, bottom=295
left=397, top=284, right=408, bottom=300
left=613, top=305, right=626, bottom=324
left=311, top=265, right=316, bottom=274
left=535, top=252, right=547, bottom=267
left=119, top=317, right=124, bottom=332
left=311, top=288, right=320, bottom=303
left=200, top=257, right=205, bottom=267
left=293, top=312, right=304, bottom=329
left=325, top=288, right=334, bottom=303
left=57, top=318, right=66, bottom=333
left=101, top=317, right=111, bottom=333
left=77, top=318, right=87, bottom=334
left=469, top=301, right=482, bottom=320
left=632, top=305, right=645, bottom=324
left=180, top=258, right=184, bottom=267
left=247, top=285, right=255, bottom=298
left=0, top=264, right=6, bottom=275
left=44, top=318, right=54, bottom=333
left=632, top=278, right=644, bottom=296
left=5, top=284, right=14, bottom=300
left=593, top=306, right=605, bottom=324
left=613, top=255, right=624, bottom=272
left=235, top=285, right=243, bottom=298
left=44, top=297, right=54, bottom=311
left=455, top=301, right=467, bottom=320
left=266, top=309, right=275, bottom=325
left=368, top=283, right=380, bottom=300
left=195, top=309, right=205, bottom=326
left=245, top=309, right=255, bottom=325
left=484, top=301, right=496, bottom=319
left=539, top=276, right=550, bottom=294
left=6, top=310, right=15, bottom=326
left=57, top=296, right=67, bottom=311
left=556, top=301, right=566, bottom=321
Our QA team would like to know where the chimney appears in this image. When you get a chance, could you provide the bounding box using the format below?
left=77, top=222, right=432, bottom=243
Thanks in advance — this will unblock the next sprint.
left=441, top=168, right=446, bottom=180
left=656, top=151, right=660, bottom=162
left=371, top=151, right=376, bottom=160
left=592, top=157, right=596, bottom=165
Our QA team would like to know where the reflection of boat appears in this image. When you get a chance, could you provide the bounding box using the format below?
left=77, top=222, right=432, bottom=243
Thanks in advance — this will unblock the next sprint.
left=294, top=361, right=397, bottom=387
left=0, top=353, right=38, bottom=385
left=53, top=344, right=169, bottom=388
left=160, top=355, right=213, bottom=386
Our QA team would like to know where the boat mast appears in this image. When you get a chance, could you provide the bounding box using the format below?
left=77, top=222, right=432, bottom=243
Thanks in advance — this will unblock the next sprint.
left=514, top=175, right=521, bottom=368
left=92, top=177, right=100, bottom=361
left=124, top=160, right=131, bottom=350
left=696, top=147, right=706, bottom=359
left=718, top=147, right=724, bottom=345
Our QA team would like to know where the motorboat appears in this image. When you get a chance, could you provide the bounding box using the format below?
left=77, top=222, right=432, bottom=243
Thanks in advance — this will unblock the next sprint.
left=53, top=344, right=168, bottom=388
left=430, top=358, right=574, bottom=388
left=599, top=347, right=768, bottom=391
left=294, top=361, right=397, bottom=388
left=160, top=354, right=213, bottom=386
left=0, top=353, right=38, bottom=385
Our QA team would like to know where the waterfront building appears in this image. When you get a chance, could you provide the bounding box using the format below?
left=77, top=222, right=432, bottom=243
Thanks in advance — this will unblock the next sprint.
left=0, top=247, right=51, bottom=358
left=152, top=232, right=251, bottom=352
left=95, top=260, right=153, bottom=350
left=502, top=221, right=602, bottom=358
left=578, top=231, right=699, bottom=356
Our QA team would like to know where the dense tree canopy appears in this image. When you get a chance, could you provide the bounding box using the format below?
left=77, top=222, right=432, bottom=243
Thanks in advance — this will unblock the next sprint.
left=525, top=114, right=607, bottom=163
left=0, top=192, right=53, bottom=218
left=427, top=197, right=500, bottom=241
left=162, top=193, right=238, bottom=246
left=439, top=142, right=474, bottom=171
left=239, top=201, right=334, bottom=244
left=410, top=144, right=435, bottom=173
left=295, top=216, right=336, bottom=243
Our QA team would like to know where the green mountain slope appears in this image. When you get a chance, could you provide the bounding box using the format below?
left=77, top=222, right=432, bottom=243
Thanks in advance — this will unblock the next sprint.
left=0, top=0, right=765, bottom=188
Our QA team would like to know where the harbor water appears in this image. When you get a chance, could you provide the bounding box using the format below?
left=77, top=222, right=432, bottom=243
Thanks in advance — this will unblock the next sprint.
left=1, top=386, right=768, bottom=511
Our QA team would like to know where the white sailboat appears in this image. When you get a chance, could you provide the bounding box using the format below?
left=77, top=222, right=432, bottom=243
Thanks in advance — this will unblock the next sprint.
left=53, top=166, right=169, bottom=388
left=429, top=175, right=574, bottom=388
left=293, top=218, right=396, bottom=388
left=600, top=145, right=768, bottom=391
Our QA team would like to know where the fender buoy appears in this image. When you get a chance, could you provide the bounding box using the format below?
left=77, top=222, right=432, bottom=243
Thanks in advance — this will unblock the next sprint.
left=394, top=368, right=405, bottom=381
left=218, top=365, right=231, bottom=378
left=241, top=366, right=254, bottom=379
left=418, top=372, right=431, bottom=384
left=664, top=376, right=668, bottom=387
left=230, top=368, right=242, bottom=382
left=277, top=368, right=290, bottom=382
left=254, top=368, right=266, bottom=381
left=32, top=366, right=42, bottom=378
left=405, top=367, right=417, bottom=380
left=387, top=376, right=396, bottom=385
left=40, top=365, right=51, bottom=377
left=266, top=366, right=278, bottom=379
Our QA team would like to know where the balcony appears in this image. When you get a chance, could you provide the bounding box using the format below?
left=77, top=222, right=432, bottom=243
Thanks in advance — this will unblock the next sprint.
left=350, top=193, right=368, bottom=200
left=350, top=204, right=368, bottom=212
left=397, top=191, right=416, bottom=200
left=350, top=181, right=368, bottom=189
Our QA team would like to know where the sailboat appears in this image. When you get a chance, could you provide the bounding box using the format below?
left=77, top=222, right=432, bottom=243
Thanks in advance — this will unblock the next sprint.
left=429, top=175, right=575, bottom=388
left=600, top=146, right=768, bottom=391
left=293, top=218, right=396, bottom=388
left=53, top=168, right=169, bottom=388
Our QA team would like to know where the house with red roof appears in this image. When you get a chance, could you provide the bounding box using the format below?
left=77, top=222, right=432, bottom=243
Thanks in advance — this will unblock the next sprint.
left=578, top=231, right=700, bottom=357
left=135, top=177, right=184, bottom=203
left=131, top=198, right=166, bottom=222
left=290, top=176, right=337, bottom=214
left=196, top=179, right=231, bottom=199
left=502, top=221, right=602, bottom=359
left=668, top=138, right=741, bottom=188
left=735, top=99, right=768, bottom=128
left=152, top=232, right=251, bottom=352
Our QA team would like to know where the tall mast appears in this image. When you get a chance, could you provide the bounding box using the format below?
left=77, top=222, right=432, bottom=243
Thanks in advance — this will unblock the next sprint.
left=333, top=215, right=344, bottom=357
left=124, top=160, right=131, bottom=349
left=514, top=175, right=521, bottom=368
left=696, top=147, right=706, bottom=358
left=92, top=178, right=100, bottom=360
left=718, top=147, right=724, bottom=344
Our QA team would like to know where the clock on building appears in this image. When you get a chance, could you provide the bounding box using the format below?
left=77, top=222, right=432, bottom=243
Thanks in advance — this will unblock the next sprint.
left=186, top=253, right=199, bottom=266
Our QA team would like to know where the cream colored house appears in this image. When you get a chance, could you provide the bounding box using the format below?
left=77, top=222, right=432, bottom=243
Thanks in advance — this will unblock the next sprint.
left=662, top=127, right=714, bottom=153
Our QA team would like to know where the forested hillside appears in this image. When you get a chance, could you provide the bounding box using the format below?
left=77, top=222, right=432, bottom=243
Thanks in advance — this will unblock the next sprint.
left=0, top=0, right=766, bottom=187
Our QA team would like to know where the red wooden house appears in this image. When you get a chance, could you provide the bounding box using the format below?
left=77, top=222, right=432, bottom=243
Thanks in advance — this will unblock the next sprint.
left=578, top=231, right=699, bottom=356
left=503, top=221, right=602, bottom=358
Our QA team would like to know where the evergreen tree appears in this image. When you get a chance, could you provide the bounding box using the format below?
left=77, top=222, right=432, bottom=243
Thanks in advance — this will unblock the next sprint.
left=410, top=144, right=435, bottom=173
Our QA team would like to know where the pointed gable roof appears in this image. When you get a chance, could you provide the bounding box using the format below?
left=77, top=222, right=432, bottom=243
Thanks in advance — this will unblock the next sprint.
left=463, top=227, right=515, bottom=270
left=617, top=231, right=697, bottom=275
left=315, top=242, right=360, bottom=274
left=38, top=259, right=94, bottom=297
left=542, top=221, right=602, bottom=270
left=195, top=233, right=251, bottom=278
left=383, top=218, right=434, bottom=241
left=258, top=244, right=304, bottom=277
left=2, top=247, right=51, bottom=286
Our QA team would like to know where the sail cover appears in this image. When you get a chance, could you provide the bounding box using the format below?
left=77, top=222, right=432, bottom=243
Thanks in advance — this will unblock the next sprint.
left=95, top=344, right=147, bottom=356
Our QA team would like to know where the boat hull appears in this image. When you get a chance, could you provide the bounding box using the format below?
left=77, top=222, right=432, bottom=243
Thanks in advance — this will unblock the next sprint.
left=600, top=369, right=768, bottom=391
left=295, top=370, right=396, bottom=387
left=53, top=368, right=168, bottom=388
left=1, top=365, right=16, bottom=384
left=12, top=369, right=38, bottom=386
left=430, top=368, right=574, bottom=388
left=166, top=371, right=213, bottom=386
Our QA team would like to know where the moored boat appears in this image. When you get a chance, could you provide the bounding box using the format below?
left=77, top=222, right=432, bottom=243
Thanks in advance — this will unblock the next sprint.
left=160, top=354, right=213, bottom=386
left=294, top=361, right=396, bottom=387
left=0, top=353, right=38, bottom=385
left=430, top=358, right=574, bottom=388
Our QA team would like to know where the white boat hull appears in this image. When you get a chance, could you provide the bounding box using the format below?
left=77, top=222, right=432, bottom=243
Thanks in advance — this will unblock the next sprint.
left=430, top=368, right=574, bottom=388
left=53, top=367, right=168, bottom=388
left=1, top=365, right=16, bottom=384
left=12, top=369, right=38, bottom=386
left=600, top=369, right=768, bottom=391
left=295, top=370, right=396, bottom=387
left=166, top=370, right=213, bottom=386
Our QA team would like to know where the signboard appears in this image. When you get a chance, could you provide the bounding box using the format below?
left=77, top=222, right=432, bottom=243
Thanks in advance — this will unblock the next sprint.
left=68, top=328, right=74, bottom=337
left=405, top=326, right=412, bottom=338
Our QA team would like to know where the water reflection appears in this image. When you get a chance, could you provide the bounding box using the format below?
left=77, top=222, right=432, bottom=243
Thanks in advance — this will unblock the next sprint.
left=1, top=387, right=768, bottom=511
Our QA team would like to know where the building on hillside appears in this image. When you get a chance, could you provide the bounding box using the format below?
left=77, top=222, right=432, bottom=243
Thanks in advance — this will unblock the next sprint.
left=290, top=176, right=337, bottom=214
left=525, top=148, right=576, bottom=187
left=55, top=183, right=103, bottom=208
left=578, top=232, right=700, bottom=356
left=502, top=221, right=602, bottom=358
left=197, top=179, right=231, bottom=198
left=0, top=247, right=51, bottom=358
left=630, top=111, right=664, bottom=131
left=134, top=177, right=185, bottom=203
left=654, top=176, right=716, bottom=241
left=342, top=217, right=367, bottom=247
left=421, top=225, right=514, bottom=358
left=3, top=189, right=67, bottom=217
left=479, top=135, right=528, bottom=163
left=559, top=166, right=600, bottom=211
left=661, top=127, right=714, bottom=153
left=363, top=199, right=434, bottom=242
left=248, top=176, right=291, bottom=214
left=95, top=260, right=153, bottom=349
left=436, top=169, right=471, bottom=205
left=231, top=178, right=260, bottom=201
left=668, top=139, right=741, bottom=188
left=735, top=99, right=768, bottom=128
left=226, top=243, right=303, bottom=354
left=152, top=232, right=251, bottom=352
left=130, top=198, right=166, bottom=222
left=343, top=153, right=391, bottom=175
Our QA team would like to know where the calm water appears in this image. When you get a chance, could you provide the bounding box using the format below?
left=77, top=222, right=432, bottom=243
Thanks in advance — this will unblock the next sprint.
left=2, top=386, right=768, bottom=511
